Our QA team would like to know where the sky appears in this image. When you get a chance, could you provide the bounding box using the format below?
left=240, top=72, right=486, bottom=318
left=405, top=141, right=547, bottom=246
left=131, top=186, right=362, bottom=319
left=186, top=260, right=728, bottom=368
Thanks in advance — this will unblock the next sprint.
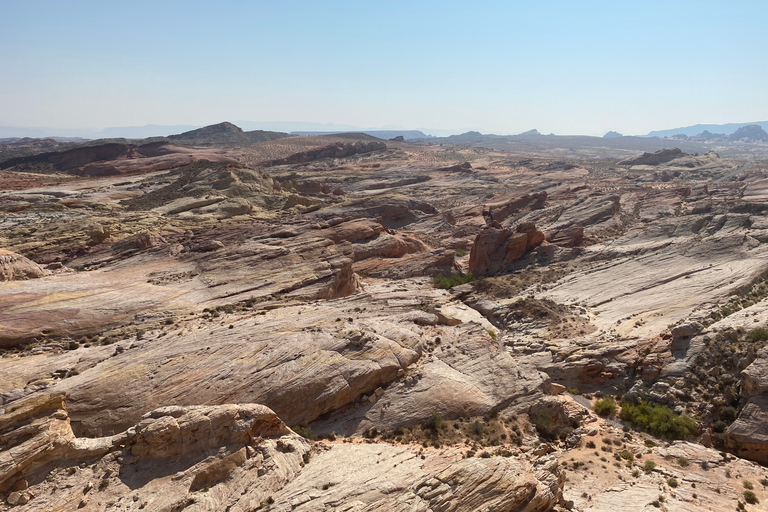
left=1, top=0, right=767, bottom=136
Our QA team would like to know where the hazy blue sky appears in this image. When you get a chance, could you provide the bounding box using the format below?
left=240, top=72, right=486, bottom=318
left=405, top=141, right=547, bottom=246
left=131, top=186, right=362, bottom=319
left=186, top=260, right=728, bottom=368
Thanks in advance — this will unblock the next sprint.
left=1, top=0, right=766, bottom=135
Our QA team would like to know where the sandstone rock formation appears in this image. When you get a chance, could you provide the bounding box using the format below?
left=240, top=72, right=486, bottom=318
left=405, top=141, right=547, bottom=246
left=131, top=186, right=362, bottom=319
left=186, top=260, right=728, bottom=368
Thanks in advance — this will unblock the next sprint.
left=0, top=250, right=46, bottom=281
left=0, top=394, right=311, bottom=511
left=468, top=222, right=546, bottom=276
left=5, top=130, right=768, bottom=510
left=265, top=141, right=386, bottom=166
left=618, top=147, right=686, bottom=166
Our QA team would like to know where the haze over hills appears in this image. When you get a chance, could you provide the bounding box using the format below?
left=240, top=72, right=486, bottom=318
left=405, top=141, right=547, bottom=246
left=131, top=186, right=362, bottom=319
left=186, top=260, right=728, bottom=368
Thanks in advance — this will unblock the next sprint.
left=4, top=119, right=768, bottom=143
left=646, top=121, right=768, bottom=138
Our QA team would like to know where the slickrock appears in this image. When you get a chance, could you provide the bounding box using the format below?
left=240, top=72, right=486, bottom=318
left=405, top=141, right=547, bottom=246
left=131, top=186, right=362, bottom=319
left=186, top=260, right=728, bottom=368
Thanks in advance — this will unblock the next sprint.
left=0, top=395, right=310, bottom=512
left=271, top=444, right=564, bottom=512
left=5, top=131, right=768, bottom=510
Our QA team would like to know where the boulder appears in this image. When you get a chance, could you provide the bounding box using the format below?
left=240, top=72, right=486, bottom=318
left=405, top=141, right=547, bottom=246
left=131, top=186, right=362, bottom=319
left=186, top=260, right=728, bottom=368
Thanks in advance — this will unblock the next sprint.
left=217, top=197, right=253, bottom=217
left=112, top=231, right=166, bottom=253
left=0, top=250, right=47, bottom=281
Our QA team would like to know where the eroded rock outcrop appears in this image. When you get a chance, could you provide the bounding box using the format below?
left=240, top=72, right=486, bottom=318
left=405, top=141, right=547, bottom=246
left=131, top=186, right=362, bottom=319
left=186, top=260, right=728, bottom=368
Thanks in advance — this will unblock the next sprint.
left=0, top=250, right=47, bottom=281
left=725, top=347, right=768, bottom=463
left=0, top=395, right=310, bottom=511
left=468, top=222, right=546, bottom=276
left=266, top=141, right=386, bottom=166
left=618, top=148, right=686, bottom=166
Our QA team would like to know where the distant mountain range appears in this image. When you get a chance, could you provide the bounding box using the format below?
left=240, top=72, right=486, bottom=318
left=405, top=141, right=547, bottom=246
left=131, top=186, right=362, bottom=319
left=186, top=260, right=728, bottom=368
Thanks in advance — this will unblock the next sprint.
left=645, top=121, right=768, bottom=138
left=4, top=120, right=768, bottom=143
left=290, top=130, right=429, bottom=140
left=0, top=123, right=459, bottom=140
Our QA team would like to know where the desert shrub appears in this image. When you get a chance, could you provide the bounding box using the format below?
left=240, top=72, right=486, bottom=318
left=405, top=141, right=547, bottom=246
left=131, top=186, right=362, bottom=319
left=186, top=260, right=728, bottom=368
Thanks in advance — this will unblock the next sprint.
left=667, top=477, right=678, bottom=488
left=619, top=400, right=697, bottom=439
left=433, top=272, right=474, bottom=289
left=455, top=249, right=467, bottom=257
left=586, top=440, right=596, bottom=449
left=744, top=490, right=759, bottom=504
left=593, top=397, right=617, bottom=417
left=531, top=408, right=572, bottom=441
left=486, top=329, right=497, bottom=340
left=748, top=328, right=768, bottom=342
left=677, top=456, right=689, bottom=467
left=292, top=425, right=314, bottom=440
left=744, top=481, right=754, bottom=490
left=643, top=460, right=656, bottom=474
left=423, top=411, right=443, bottom=433
left=719, top=406, right=737, bottom=422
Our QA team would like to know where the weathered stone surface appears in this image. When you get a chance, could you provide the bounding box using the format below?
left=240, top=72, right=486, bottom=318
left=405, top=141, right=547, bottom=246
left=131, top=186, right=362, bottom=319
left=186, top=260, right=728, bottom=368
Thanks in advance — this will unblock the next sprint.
left=468, top=222, right=545, bottom=276
left=618, top=147, right=686, bottom=166
left=273, top=444, right=563, bottom=512
left=0, top=249, right=47, bottom=281
left=0, top=395, right=310, bottom=511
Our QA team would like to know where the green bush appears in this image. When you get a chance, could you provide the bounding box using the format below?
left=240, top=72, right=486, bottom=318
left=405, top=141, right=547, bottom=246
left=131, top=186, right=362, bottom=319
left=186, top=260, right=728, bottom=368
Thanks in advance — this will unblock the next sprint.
left=433, top=272, right=474, bottom=289
left=744, top=490, right=759, bottom=505
left=593, top=397, right=618, bottom=417
left=423, top=411, right=443, bottom=432
left=455, top=248, right=467, bottom=257
left=643, top=460, right=656, bottom=474
left=748, top=328, right=768, bottom=342
left=619, top=400, right=697, bottom=439
left=292, top=425, right=314, bottom=440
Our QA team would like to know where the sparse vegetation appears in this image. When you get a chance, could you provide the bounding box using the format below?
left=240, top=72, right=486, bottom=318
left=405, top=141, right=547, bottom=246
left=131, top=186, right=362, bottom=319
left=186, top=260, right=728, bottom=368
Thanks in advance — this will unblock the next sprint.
left=433, top=272, right=474, bottom=289
left=619, top=400, right=697, bottom=439
left=744, top=490, right=759, bottom=505
left=643, top=460, right=656, bottom=474
left=292, top=425, right=314, bottom=440
left=593, top=397, right=617, bottom=417
left=748, top=328, right=768, bottom=342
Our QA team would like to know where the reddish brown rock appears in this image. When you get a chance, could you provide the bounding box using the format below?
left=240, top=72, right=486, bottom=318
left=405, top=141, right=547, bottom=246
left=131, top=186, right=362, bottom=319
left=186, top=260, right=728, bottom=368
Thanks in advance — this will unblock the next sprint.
left=516, top=221, right=545, bottom=249
left=468, top=222, right=545, bottom=276
left=437, top=162, right=473, bottom=173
